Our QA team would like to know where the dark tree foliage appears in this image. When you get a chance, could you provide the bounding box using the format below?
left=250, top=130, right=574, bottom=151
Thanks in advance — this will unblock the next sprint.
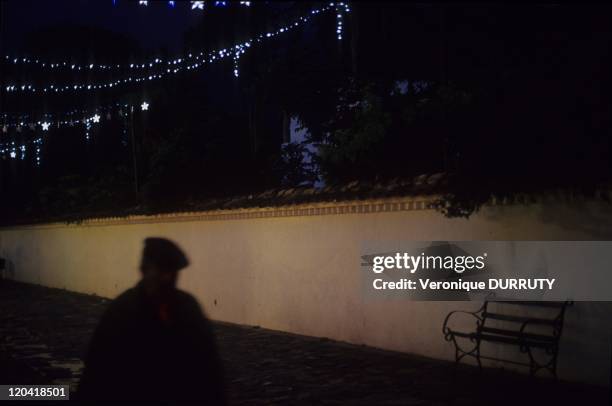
left=275, top=141, right=318, bottom=188
left=1, top=3, right=612, bottom=223
left=310, top=3, right=612, bottom=216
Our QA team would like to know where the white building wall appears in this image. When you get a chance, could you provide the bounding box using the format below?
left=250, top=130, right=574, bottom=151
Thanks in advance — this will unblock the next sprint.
left=0, top=196, right=610, bottom=386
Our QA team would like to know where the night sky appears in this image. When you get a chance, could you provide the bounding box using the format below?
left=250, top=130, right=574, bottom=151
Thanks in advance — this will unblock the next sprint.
left=3, top=0, right=200, bottom=53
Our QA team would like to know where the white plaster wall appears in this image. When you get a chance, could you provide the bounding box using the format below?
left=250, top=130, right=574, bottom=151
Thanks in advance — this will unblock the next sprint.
left=0, top=198, right=611, bottom=386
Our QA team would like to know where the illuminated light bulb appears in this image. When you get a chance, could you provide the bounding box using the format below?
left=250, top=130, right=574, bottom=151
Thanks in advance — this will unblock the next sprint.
left=141, top=102, right=149, bottom=111
left=42, top=122, right=50, bottom=131
left=191, top=1, right=204, bottom=10
left=92, top=114, right=100, bottom=123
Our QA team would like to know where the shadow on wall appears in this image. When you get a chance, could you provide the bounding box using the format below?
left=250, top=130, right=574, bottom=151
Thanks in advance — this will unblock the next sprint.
left=0, top=257, right=16, bottom=280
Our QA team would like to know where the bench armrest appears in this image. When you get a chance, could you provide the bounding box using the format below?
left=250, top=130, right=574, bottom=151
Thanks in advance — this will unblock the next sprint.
left=442, top=305, right=485, bottom=341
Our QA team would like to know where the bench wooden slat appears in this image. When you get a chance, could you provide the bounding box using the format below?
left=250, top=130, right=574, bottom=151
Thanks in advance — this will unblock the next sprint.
left=478, top=334, right=553, bottom=349
left=491, top=300, right=566, bottom=308
left=446, top=328, right=555, bottom=345
left=482, top=312, right=557, bottom=325
left=479, top=326, right=555, bottom=343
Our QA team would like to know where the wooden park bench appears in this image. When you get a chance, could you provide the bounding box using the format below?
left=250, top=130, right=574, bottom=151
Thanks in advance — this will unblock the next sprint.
left=442, top=300, right=572, bottom=377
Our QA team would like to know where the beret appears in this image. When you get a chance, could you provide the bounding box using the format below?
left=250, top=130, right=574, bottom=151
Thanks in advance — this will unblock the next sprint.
left=142, top=237, right=189, bottom=271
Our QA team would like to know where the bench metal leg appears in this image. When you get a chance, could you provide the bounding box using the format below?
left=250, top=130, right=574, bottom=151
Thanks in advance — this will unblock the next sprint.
left=450, top=336, right=481, bottom=369
left=523, top=345, right=559, bottom=379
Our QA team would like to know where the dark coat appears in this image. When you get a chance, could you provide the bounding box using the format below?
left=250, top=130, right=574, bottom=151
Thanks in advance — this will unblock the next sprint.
left=77, top=282, right=226, bottom=404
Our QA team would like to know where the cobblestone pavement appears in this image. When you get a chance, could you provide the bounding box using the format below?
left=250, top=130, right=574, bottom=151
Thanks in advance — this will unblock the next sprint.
left=0, top=281, right=607, bottom=405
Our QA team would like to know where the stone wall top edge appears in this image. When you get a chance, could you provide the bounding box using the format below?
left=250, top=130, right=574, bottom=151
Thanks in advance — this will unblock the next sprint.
left=0, top=195, right=441, bottom=231
left=1, top=190, right=607, bottom=231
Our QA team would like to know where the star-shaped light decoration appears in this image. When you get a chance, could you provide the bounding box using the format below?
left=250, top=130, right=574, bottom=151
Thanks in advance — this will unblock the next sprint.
left=10, top=151, right=16, bottom=158
left=42, top=122, right=50, bottom=131
left=191, top=1, right=205, bottom=10
left=139, top=0, right=148, bottom=5
left=141, top=102, right=149, bottom=111
left=92, top=114, right=100, bottom=123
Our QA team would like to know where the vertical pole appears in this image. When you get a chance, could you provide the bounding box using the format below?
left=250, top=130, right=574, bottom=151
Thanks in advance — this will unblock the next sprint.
left=282, top=109, right=289, bottom=144
left=0, top=1, right=4, bottom=197
left=130, top=105, right=139, bottom=194
left=248, top=84, right=257, bottom=159
left=440, top=4, right=449, bottom=173
left=0, top=0, right=3, bottom=113
left=350, top=2, right=359, bottom=75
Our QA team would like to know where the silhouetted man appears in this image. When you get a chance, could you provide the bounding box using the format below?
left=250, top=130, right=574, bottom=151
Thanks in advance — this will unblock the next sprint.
left=77, top=237, right=226, bottom=404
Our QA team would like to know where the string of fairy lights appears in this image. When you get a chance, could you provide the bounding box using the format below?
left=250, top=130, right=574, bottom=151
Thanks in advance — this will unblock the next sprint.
left=0, top=137, right=43, bottom=165
left=2, top=1, right=255, bottom=74
left=4, top=3, right=344, bottom=94
left=0, top=102, right=148, bottom=164
left=1, top=101, right=150, bottom=132
left=336, top=2, right=349, bottom=40
left=1, top=2, right=350, bottom=166
left=3, top=2, right=347, bottom=75
left=133, top=1, right=252, bottom=9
